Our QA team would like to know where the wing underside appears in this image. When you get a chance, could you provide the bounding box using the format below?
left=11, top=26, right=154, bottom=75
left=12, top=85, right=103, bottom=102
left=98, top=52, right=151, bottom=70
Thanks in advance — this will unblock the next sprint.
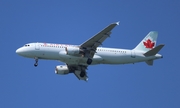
left=74, top=70, right=88, bottom=81
left=67, top=64, right=88, bottom=81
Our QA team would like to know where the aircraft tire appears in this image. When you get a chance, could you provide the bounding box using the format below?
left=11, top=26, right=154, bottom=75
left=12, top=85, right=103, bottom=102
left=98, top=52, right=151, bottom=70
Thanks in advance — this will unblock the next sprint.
left=34, top=63, right=38, bottom=67
left=87, top=58, right=92, bottom=65
left=80, top=72, right=85, bottom=77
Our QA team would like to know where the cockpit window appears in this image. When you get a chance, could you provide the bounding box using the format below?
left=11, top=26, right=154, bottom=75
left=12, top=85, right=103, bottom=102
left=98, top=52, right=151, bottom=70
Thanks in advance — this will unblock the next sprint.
left=24, top=44, right=30, bottom=47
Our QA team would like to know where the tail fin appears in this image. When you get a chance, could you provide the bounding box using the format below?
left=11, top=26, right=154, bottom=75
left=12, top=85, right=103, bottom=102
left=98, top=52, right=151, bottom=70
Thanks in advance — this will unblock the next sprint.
left=134, top=31, right=158, bottom=52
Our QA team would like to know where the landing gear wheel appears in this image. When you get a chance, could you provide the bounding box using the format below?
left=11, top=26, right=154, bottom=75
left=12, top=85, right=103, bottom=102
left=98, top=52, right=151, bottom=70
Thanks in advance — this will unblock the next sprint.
left=34, top=63, right=38, bottom=67
left=80, top=72, right=85, bottom=77
left=87, top=58, right=92, bottom=65
left=34, top=58, right=38, bottom=67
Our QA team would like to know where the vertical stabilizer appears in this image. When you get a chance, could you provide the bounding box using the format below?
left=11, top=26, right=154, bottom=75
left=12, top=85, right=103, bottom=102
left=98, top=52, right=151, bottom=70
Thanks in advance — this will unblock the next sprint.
left=134, top=31, right=158, bottom=52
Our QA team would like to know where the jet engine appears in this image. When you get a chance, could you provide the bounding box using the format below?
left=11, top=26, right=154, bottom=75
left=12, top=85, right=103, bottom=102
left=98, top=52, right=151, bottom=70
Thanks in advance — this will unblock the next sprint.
left=55, top=65, right=69, bottom=75
left=65, top=46, right=84, bottom=55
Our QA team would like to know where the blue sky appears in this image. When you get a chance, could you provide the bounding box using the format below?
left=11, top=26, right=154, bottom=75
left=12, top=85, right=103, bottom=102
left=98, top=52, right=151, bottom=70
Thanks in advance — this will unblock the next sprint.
left=0, top=0, right=180, bottom=108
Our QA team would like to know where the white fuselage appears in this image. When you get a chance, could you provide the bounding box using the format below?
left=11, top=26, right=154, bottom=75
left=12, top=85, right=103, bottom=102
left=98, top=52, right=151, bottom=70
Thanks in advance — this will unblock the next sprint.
left=15, top=22, right=164, bottom=81
left=16, top=42, right=162, bottom=65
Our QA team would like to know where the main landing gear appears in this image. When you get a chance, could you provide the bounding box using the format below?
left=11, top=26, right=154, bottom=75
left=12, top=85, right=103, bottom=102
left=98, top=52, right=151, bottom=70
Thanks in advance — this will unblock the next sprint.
left=34, top=58, right=38, bottom=67
left=80, top=71, right=85, bottom=77
left=86, top=58, right=92, bottom=65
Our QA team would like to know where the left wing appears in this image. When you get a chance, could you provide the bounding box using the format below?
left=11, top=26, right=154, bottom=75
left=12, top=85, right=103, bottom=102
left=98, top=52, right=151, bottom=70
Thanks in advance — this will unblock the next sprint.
left=67, top=64, right=88, bottom=81
left=74, top=70, right=88, bottom=81
left=80, top=22, right=119, bottom=58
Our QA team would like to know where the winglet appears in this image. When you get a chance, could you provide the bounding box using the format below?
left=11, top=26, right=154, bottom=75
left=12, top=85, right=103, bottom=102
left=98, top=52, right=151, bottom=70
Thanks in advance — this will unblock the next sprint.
left=116, top=21, right=120, bottom=25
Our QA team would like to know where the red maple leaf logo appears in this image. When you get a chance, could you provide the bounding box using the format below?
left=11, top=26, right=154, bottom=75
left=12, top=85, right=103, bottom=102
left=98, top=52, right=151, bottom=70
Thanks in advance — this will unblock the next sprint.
left=143, top=39, right=155, bottom=49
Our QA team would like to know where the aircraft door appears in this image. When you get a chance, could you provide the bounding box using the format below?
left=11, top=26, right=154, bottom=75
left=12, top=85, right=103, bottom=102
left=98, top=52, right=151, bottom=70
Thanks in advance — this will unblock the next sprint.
left=131, top=50, right=135, bottom=58
left=35, top=43, right=40, bottom=50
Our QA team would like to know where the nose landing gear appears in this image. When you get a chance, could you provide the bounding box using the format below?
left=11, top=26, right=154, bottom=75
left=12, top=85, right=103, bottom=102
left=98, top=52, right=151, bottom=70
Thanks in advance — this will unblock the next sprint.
left=34, top=58, right=38, bottom=67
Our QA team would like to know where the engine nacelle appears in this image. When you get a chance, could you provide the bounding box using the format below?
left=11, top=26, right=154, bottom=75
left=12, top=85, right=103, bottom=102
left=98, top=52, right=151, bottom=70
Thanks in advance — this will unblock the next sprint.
left=65, top=46, right=82, bottom=55
left=55, top=65, right=69, bottom=75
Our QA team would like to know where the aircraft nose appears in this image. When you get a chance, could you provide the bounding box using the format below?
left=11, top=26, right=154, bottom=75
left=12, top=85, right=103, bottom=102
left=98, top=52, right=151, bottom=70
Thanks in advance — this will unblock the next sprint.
left=16, top=48, right=23, bottom=55
left=16, top=49, right=19, bottom=54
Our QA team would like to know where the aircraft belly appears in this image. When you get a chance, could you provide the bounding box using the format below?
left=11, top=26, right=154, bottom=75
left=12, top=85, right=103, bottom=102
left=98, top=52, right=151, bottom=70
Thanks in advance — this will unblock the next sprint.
left=100, top=54, right=129, bottom=64
left=58, top=56, right=101, bottom=65
left=39, top=52, right=59, bottom=60
left=58, top=51, right=102, bottom=65
left=99, top=52, right=144, bottom=64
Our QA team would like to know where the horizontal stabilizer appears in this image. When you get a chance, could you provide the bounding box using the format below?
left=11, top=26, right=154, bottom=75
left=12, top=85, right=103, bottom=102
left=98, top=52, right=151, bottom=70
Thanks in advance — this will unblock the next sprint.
left=144, top=44, right=165, bottom=56
left=145, top=60, right=154, bottom=66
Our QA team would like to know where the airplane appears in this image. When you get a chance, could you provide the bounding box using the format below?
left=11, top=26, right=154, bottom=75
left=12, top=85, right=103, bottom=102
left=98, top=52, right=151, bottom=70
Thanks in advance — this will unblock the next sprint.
left=16, top=22, right=164, bottom=81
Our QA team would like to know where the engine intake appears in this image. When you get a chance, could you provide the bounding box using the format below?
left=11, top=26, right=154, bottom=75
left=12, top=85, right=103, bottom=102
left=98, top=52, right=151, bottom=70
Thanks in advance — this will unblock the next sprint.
left=55, top=65, right=69, bottom=75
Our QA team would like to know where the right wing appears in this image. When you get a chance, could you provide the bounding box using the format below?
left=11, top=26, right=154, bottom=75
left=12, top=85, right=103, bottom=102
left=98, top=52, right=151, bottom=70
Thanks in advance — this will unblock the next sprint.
left=80, top=22, right=119, bottom=58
